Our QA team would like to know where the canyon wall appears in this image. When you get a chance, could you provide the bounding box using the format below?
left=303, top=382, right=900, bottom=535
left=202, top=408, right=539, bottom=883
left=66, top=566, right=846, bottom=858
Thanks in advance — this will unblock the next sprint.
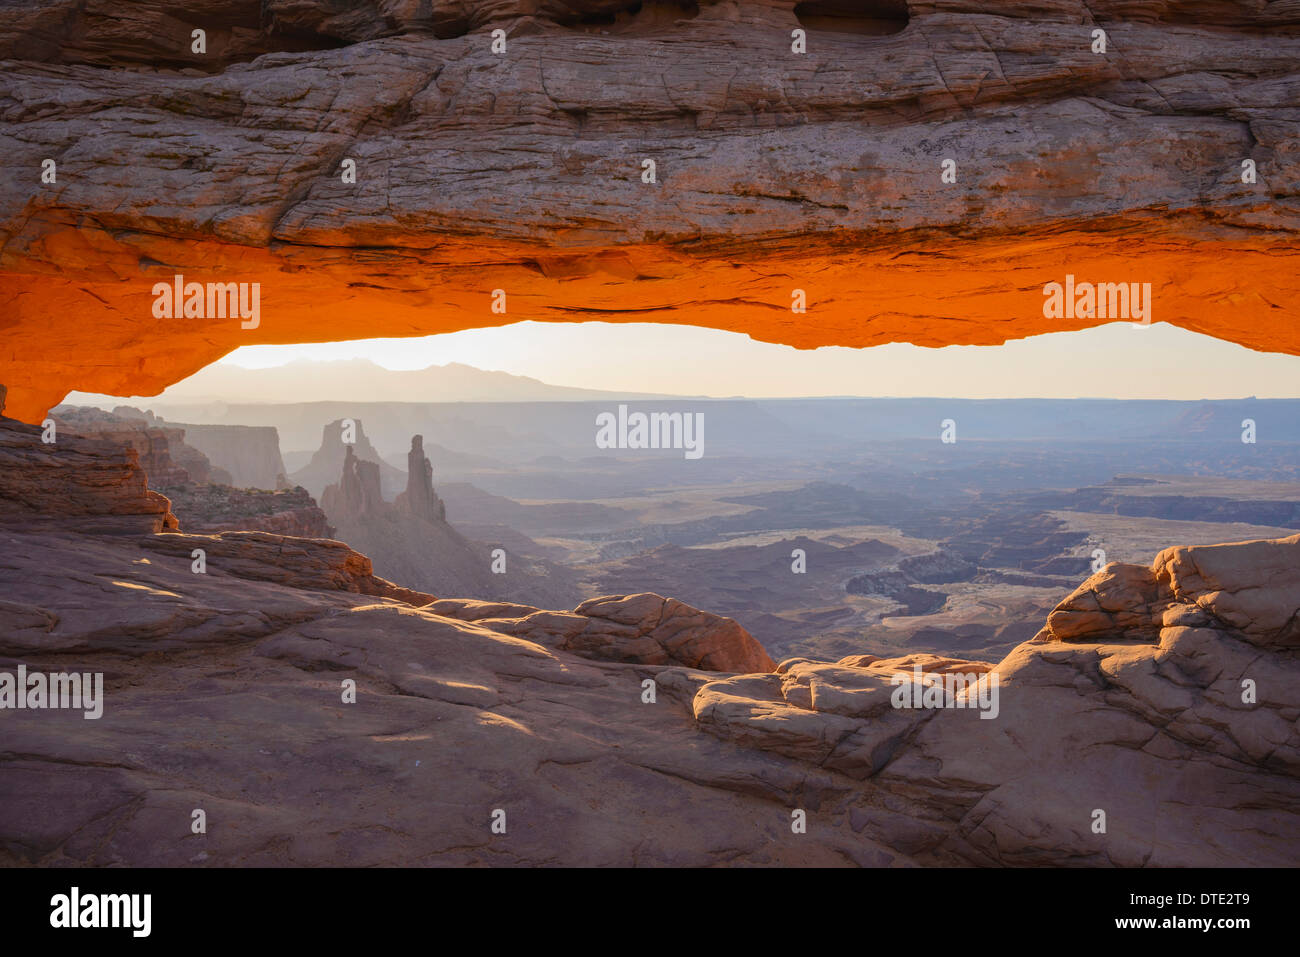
left=43, top=405, right=332, bottom=536
left=0, top=413, right=177, bottom=534
left=1, top=0, right=1298, bottom=419
left=50, top=405, right=229, bottom=486
left=171, top=422, right=289, bottom=490
left=162, top=483, right=334, bottom=538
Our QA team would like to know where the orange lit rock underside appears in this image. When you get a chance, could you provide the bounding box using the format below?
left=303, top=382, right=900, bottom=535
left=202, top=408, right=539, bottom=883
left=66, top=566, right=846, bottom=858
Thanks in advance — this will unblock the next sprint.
left=2, top=2, right=1298, bottom=420
left=2, top=225, right=1296, bottom=422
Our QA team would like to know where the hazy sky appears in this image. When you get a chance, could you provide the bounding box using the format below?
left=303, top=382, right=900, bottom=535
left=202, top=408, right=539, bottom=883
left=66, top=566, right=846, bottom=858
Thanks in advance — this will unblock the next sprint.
left=207, top=320, right=1300, bottom=400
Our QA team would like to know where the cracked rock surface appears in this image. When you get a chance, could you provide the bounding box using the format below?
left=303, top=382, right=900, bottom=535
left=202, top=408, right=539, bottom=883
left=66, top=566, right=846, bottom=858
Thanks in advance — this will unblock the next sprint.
left=2, top=0, right=1299, bottom=418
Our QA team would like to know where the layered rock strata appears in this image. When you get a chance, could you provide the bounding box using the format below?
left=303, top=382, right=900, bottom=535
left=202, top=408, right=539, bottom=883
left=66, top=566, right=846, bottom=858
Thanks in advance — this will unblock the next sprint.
left=2, top=1, right=1298, bottom=418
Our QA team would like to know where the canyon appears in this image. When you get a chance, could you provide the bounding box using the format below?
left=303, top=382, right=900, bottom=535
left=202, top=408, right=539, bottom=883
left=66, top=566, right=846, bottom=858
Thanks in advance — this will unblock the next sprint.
left=2, top=0, right=1299, bottom=871
left=1, top=409, right=1297, bottom=865
left=53, top=390, right=1300, bottom=667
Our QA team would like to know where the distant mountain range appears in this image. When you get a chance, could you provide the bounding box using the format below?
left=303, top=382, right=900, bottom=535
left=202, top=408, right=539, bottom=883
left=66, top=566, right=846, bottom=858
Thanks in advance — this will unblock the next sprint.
left=76, top=396, right=1300, bottom=467
left=69, top=359, right=684, bottom=406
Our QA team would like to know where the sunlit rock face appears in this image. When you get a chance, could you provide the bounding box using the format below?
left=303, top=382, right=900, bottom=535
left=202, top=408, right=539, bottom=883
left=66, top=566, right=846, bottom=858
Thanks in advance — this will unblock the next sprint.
left=2, top=0, right=1298, bottom=419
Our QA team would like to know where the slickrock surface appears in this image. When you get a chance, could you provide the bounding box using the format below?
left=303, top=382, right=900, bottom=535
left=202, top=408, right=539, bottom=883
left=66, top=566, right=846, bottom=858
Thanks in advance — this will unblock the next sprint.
left=1040, top=533, right=1300, bottom=650
left=2, top=1, right=1299, bottom=418
left=664, top=537, right=1300, bottom=864
left=1, top=417, right=1296, bottom=865
left=137, top=530, right=435, bottom=607
left=429, top=592, right=776, bottom=672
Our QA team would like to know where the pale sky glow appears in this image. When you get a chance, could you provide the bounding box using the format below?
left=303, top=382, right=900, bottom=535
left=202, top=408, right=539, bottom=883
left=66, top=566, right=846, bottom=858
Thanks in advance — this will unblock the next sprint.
left=211, top=321, right=1300, bottom=400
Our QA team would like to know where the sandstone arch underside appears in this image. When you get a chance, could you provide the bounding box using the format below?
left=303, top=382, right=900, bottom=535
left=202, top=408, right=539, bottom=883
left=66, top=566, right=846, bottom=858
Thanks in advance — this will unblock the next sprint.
left=1, top=0, right=1298, bottom=422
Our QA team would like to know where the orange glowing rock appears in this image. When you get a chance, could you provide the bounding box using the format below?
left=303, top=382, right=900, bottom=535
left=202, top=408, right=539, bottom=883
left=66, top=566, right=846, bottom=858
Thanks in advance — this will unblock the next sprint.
left=2, top=2, right=1297, bottom=420
left=2, top=227, right=1296, bottom=422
